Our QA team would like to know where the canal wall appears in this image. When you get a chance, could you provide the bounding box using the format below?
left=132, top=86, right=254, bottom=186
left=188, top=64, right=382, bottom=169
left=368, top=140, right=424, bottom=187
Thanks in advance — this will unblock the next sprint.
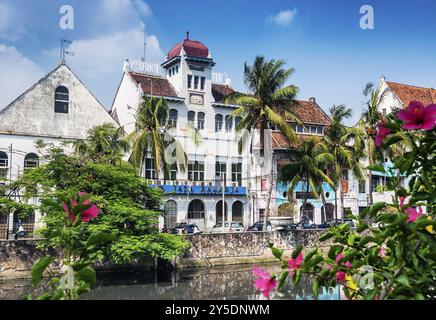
left=178, top=230, right=330, bottom=268
left=0, top=230, right=330, bottom=280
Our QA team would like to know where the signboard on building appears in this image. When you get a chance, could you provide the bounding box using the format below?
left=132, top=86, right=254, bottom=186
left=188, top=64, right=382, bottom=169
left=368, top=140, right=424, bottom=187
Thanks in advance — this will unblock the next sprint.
left=190, top=93, right=204, bottom=105
left=151, top=184, right=247, bottom=196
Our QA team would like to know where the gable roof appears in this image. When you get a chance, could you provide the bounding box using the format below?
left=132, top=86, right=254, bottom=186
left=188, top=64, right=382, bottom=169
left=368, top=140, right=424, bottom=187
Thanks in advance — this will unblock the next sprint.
left=386, top=81, right=436, bottom=106
left=272, top=132, right=323, bottom=150
left=129, top=72, right=179, bottom=98
left=288, top=99, right=332, bottom=126
left=212, top=84, right=235, bottom=103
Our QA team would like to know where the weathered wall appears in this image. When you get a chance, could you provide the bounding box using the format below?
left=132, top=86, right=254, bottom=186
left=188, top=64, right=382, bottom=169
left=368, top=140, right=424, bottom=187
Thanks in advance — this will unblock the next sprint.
left=178, top=230, right=330, bottom=267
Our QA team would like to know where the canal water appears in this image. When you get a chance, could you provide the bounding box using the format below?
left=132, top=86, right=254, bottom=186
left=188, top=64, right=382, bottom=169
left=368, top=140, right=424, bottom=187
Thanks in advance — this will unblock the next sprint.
left=0, top=264, right=341, bottom=300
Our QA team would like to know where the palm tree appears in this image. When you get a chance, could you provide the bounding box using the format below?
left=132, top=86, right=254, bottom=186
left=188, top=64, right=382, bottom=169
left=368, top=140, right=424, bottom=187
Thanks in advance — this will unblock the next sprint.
left=125, top=96, right=186, bottom=178
left=74, top=122, right=130, bottom=165
left=323, top=105, right=365, bottom=220
left=279, top=138, right=335, bottom=222
left=225, top=56, right=302, bottom=230
left=359, top=83, right=389, bottom=206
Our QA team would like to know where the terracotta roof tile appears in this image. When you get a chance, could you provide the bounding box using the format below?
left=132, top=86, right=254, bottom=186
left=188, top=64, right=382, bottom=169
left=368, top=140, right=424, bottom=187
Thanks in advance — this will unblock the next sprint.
left=288, top=100, right=331, bottom=126
left=272, top=132, right=323, bottom=150
left=130, top=73, right=179, bottom=98
left=212, top=84, right=235, bottom=103
left=168, top=39, right=209, bottom=60
left=386, top=81, right=436, bottom=106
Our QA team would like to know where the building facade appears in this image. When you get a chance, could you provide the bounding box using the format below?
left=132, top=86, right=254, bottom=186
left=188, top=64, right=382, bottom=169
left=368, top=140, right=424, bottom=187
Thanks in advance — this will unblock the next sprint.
left=0, top=63, right=116, bottom=239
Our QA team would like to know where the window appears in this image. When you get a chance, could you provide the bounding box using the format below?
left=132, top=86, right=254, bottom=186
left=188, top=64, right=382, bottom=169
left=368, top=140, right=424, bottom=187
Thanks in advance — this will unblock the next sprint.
left=235, top=117, right=242, bottom=130
left=188, top=200, right=205, bottom=219
left=317, top=126, right=324, bottom=135
left=175, top=65, right=179, bottom=74
left=310, top=126, right=317, bottom=134
left=24, top=153, right=39, bottom=170
left=200, top=77, right=206, bottom=91
left=296, top=125, right=304, bottom=133
left=232, top=161, right=242, bottom=186
left=188, top=161, right=204, bottom=181
left=169, top=69, right=172, bottom=76
left=304, top=126, right=310, bottom=133
left=0, top=152, right=8, bottom=180
left=187, top=75, right=193, bottom=89
left=215, top=114, right=223, bottom=132
left=225, top=115, right=233, bottom=132
left=358, top=180, right=366, bottom=194
left=382, top=108, right=387, bottom=116
left=54, top=86, right=69, bottom=113
left=145, top=158, right=156, bottom=179
left=164, top=200, right=178, bottom=228
left=188, top=111, right=196, bottom=127
left=197, top=112, right=205, bottom=130
left=165, top=163, right=177, bottom=181
left=194, top=76, right=199, bottom=90
left=168, top=109, right=178, bottom=128
left=215, top=160, right=227, bottom=183
left=291, top=124, right=297, bottom=132
left=341, top=170, right=348, bottom=181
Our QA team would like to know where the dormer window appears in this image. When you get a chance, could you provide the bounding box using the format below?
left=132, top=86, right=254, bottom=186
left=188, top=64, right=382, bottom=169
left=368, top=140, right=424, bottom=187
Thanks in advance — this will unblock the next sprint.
left=54, top=86, right=69, bottom=113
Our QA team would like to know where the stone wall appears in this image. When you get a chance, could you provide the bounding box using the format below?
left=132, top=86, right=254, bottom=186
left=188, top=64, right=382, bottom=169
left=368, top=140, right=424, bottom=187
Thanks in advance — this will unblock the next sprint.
left=178, top=230, right=330, bottom=267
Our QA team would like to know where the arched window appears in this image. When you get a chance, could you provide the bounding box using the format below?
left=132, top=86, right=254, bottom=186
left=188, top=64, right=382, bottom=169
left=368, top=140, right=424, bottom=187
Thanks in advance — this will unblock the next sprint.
left=188, top=111, right=196, bottom=127
left=168, top=109, right=178, bottom=128
left=0, top=151, right=8, bottom=180
left=188, top=199, right=205, bottom=219
left=215, top=200, right=228, bottom=223
left=300, top=203, right=314, bottom=223
left=54, top=86, right=69, bottom=113
left=164, top=200, right=178, bottom=228
left=225, top=115, right=233, bottom=132
left=215, top=114, right=223, bottom=132
left=24, top=153, right=39, bottom=170
left=232, top=201, right=244, bottom=224
left=197, top=112, right=205, bottom=130
left=321, top=204, right=335, bottom=223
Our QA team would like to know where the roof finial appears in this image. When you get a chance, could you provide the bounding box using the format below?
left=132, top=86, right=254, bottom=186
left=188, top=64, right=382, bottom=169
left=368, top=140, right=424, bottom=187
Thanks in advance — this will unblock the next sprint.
left=186, top=31, right=190, bottom=40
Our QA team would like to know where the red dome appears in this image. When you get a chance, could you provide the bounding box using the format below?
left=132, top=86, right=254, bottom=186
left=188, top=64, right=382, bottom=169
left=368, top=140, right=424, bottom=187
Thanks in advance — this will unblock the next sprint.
left=167, top=39, right=209, bottom=60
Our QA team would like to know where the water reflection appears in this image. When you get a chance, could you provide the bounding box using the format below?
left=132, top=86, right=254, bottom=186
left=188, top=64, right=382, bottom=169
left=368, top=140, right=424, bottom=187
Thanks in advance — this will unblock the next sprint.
left=0, top=264, right=340, bottom=300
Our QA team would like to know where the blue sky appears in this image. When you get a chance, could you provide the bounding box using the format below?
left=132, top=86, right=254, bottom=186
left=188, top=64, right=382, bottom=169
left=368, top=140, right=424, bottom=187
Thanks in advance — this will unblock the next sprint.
left=0, top=0, right=435, bottom=124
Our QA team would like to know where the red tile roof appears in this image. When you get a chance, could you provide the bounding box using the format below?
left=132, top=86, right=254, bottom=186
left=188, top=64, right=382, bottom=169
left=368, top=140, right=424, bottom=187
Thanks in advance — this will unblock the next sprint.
left=168, top=39, right=209, bottom=60
left=288, top=100, right=331, bottom=126
left=130, top=73, right=179, bottom=98
left=386, top=81, right=436, bottom=106
left=212, top=84, right=235, bottom=103
left=272, top=132, right=323, bottom=150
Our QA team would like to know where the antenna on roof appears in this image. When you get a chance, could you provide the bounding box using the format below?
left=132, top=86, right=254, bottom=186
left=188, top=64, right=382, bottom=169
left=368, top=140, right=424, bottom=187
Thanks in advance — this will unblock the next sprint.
left=60, top=39, right=74, bottom=64
left=142, top=26, right=147, bottom=62
left=186, top=31, right=190, bottom=40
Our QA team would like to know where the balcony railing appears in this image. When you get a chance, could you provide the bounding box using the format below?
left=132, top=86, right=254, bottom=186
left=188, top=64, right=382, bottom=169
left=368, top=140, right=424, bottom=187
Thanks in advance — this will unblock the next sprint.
left=212, top=72, right=232, bottom=86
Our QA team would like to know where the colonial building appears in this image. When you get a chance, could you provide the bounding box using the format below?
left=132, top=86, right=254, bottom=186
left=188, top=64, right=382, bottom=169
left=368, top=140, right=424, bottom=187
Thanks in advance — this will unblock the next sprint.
left=0, top=63, right=116, bottom=239
left=342, top=78, right=435, bottom=217
left=111, top=35, right=250, bottom=231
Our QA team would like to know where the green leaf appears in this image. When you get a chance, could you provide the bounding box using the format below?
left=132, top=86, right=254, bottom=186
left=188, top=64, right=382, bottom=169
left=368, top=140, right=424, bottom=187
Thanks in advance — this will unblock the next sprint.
left=312, top=280, right=319, bottom=300
left=294, top=269, right=302, bottom=285
left=72, top=261, right=91, bottom=272
left=31, top=256, right=53, bottom=287
left=319, top=232, right=333, bottom=242
left=76, top=266, right=96, bottom=286
left=291, top=245, right=303, bottom=259
left=86, top=232, right=115, bottom=248
left=367, top=164, right=386, bottom=173
left=369, top=202, right=386, bottom=217
left=278, top=271, right=288, bottom=289
left=396, top=274, right=410, bottom=288
left=271, top=247, right=284, bottom=260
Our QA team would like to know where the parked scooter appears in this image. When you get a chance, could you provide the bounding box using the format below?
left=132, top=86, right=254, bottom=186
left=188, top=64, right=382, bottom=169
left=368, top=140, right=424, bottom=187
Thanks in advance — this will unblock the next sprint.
left=14, top=220, right=28, bottom=239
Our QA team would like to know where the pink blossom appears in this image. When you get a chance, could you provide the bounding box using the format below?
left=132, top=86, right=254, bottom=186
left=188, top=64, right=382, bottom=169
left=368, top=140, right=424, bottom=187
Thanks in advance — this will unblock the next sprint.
left=335, top=271, right=346, bottom=283
left=397, top=101, right=436, bottom=131
left=344, top=261, right=352, bottom=269
left=405, top=207, right=423, bottom=223
left=380, top=245, right=387, bottom=258
left=398, top=197, right=407, bottom=208
left=63, top=192, right=100, bottom=223
left=326, top=264, right=333, bottom=270
left=375, top=120, right=391, bottom=147
left=252, top=266, right=277, bottom=299
left=288, top=253, right=304, bottom=273
left=335, top=253, right=345, bottom=264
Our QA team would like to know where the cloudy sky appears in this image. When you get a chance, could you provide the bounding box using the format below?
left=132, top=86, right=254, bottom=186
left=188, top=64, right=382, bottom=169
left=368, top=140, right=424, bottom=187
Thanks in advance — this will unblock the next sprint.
left=1, top=0, right=435, bottom=124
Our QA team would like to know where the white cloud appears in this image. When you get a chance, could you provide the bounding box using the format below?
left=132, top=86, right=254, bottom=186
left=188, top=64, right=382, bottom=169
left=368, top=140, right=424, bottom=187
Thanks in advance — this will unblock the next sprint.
left=0, top=3, right=27, bottom=40
left=0, top=44, right=44, bottom=109
left=269, top=9, right=298, bottom=27
left=102, top=0, right=152, bottom=18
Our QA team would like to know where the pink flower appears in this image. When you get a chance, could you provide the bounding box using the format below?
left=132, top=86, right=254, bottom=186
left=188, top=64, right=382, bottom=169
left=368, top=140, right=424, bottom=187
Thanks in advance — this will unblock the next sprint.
left=288, top=253, right=304, bottom=274
left=335, top=271, right=346, bottom=283
left=344, top=261, right=352, bottom=269
left=380, top=245, right=387, bottom=257
left=335, top=253, right=345, bottom=264
left=252, top=266, right=277, bottom=298
left=326, top=264, right=333, bottom=270
left=336, top=253, right=351, bottom=269
left=397, top=101, right=436, bottom=131
left=63, top=192, right=100, bottom=223
left=399, top=197, right=407, bottom=208
left=405, top=207, right=423, bottom=223
left=375, top=120, right=391, bottom=147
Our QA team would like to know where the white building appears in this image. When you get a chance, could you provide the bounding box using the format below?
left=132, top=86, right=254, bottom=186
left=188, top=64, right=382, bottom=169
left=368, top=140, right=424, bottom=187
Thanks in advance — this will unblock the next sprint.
left=342, top=78, right=435, bottom=216
left=0, top=63, right=116, bottom=239
left=111, top=35, right=250, bottom=231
